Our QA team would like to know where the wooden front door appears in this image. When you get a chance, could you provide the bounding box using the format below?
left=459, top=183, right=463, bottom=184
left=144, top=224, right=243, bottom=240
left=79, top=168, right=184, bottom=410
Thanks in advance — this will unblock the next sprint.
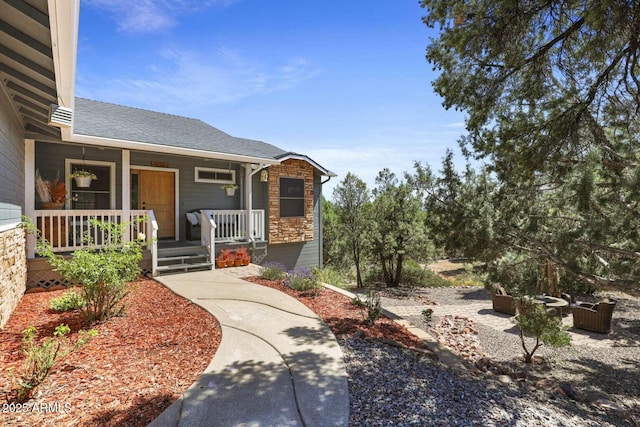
left=133, top=169, right=175, bottom=239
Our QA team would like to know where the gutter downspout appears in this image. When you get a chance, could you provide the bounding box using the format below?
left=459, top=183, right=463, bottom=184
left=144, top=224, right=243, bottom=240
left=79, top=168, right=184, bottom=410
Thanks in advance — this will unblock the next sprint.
left=319, top=175, right=332, bottom=267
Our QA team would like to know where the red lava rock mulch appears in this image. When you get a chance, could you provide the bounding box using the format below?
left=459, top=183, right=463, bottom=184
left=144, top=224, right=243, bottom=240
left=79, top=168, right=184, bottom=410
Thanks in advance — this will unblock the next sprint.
left=244, top=277, right=434, bottom=352
left=0, top=279, right=221, bottom=427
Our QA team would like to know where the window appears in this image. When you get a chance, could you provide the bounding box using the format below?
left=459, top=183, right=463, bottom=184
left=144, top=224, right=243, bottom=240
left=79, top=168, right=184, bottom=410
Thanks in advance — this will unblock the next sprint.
left=69, top=163, right=112, bottom=210
left=194, top=167, right=235, bottom=184
left=279, top=178, right=305, bottom=217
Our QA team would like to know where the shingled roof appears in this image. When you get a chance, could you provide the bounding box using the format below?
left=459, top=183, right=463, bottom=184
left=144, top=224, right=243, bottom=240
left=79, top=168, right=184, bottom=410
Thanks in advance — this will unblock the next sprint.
left=73, top=98, right=287, bottom=160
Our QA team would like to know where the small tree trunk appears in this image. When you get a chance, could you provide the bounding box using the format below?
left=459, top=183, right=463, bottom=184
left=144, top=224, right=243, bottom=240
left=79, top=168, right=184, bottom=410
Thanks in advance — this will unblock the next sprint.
left=392, top=253, right=404, bottom=287
left=353, top=243, right=363, bottom=288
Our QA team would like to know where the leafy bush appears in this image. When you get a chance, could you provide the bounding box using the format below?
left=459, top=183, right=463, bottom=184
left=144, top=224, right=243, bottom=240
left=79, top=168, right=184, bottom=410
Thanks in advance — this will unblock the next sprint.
left=26, top=217, right=144, bottom=324
left=422, top=308, right=433, bottom=324
left=261, top=262, right=287, bottom=281
left=364, top=260, right=452, bottom=288
left=285, top=266, right=322, bottom=293
left=50, top=289, right=86, bottom=312
left=315, top=266, right=349, bottom=288
left=485, top=251, right=538, bottom=295
left=402, top=259, right=453, bottom=287
left=352, top=290, right=382, bottom=326
left=16, top=324, right=97, bottom=402
left=513, top=301, right=571, bottom=364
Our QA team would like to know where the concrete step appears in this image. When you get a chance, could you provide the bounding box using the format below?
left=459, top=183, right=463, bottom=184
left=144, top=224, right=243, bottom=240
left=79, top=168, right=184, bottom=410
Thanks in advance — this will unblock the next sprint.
left=158, top=245, right=208, bottom=258
left=158, top=254, right=208, bottom=263
left=156, top=262, right=213, bottom=274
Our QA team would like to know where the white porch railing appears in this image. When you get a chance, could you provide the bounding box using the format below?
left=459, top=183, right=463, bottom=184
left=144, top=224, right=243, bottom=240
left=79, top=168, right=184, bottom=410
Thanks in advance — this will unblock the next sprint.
left=206, top=209, right=265, bottom=242
left=34, top=209, right=153, bottom=253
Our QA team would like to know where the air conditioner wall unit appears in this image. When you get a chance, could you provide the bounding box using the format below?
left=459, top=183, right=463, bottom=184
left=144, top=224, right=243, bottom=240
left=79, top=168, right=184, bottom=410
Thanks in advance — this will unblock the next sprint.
left=48, top=104, right=73, bottom=128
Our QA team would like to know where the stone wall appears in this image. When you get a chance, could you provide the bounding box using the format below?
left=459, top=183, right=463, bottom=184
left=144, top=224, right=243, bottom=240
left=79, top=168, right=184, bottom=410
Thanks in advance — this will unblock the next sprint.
left=268, top=159, right=314, bottom=244
left=0, top=227, right=27, bottom=329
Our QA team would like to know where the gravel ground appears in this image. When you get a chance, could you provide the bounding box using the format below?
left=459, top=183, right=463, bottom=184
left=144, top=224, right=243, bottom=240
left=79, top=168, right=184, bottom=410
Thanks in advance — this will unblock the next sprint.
left=345, top=286, right=640, bottom=426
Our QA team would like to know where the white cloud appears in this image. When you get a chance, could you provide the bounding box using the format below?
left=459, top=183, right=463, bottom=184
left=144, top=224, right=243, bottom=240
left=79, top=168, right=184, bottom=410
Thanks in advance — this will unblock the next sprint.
left=77, top=45, right=321, bottom=110
left=445, top=121, right=466, bottom=128
left=84, top=0, right=236, bottom=33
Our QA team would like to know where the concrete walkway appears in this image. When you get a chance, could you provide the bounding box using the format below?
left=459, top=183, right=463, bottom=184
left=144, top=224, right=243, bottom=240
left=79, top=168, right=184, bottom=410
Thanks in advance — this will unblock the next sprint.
left=149, top=269, right=350, bottom=427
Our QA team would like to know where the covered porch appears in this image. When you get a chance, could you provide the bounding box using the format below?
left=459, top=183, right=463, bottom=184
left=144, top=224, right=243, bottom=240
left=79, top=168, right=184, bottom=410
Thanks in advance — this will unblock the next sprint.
left=28, top=207, right=266, bottom=277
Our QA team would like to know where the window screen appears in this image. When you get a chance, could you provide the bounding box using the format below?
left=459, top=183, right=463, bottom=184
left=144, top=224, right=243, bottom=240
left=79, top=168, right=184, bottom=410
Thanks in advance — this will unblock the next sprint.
left=279, top=178, right=305, bottom=217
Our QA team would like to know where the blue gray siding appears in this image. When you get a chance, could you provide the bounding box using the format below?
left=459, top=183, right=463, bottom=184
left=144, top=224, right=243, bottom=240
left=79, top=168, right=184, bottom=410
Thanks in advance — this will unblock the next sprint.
left=0, top=93, right=25, bottom=227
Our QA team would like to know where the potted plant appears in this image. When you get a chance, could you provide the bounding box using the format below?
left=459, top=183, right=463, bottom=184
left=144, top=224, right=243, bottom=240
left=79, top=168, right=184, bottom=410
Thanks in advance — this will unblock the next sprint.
left=221, top=184, right=239, bottom=196
left=35, top=170, right=67, bottom=209
left=216, top=254, right=227, bottom=268
left=226, top=252, right=236, bottom=267
left=70, top=169, right=98, bottom=188
left=234, top=248, right=251, bottom=266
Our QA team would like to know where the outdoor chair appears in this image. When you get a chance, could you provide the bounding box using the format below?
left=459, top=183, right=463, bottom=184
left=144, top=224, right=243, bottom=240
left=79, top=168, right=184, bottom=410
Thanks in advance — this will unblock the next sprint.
left=491, top=286, right=516, bottom=315
left=572, top=299, right=617, bottom=334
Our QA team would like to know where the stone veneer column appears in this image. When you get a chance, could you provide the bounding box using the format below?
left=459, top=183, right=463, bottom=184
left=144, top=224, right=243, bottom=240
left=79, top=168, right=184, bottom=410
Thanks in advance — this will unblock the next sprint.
left=0, top=227, right=27, bottom=329
left=268, top=159, right=315, bottom=244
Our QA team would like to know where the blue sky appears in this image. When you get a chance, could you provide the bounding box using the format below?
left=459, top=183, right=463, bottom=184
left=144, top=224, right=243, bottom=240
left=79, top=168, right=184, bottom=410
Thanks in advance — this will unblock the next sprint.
left=76, top=0, right=468, bottom=198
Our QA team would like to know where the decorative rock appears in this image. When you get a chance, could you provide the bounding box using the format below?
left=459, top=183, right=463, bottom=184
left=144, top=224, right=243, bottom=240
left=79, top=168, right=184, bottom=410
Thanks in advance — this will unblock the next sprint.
left=559, top=381, right=586, bottom=402
left=496, top=374, right=513, bottom=384
left=535, top=378, right=556, bottom=391
left=380, top=338, right=405, bottom=348
left=353, top=330, right=365, bottom=339
left=593, top=399, right=628, bottom=419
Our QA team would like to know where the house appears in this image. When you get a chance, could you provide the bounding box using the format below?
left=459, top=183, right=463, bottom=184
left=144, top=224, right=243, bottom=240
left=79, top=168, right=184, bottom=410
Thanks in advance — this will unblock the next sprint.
left=0, top=0, right=335, bottom=328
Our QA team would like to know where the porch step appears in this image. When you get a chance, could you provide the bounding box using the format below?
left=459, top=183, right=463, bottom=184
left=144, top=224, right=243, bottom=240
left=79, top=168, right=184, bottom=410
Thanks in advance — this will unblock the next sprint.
left=156, top=262, right=212, bottom=273
left=157, top=245, right=212, bottom=275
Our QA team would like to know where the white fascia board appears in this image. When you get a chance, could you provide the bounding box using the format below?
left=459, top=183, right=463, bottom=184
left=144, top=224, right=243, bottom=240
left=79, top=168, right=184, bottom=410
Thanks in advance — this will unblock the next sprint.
left=48, top=0, right=80, bottom=111
left=276, top=153, right=337, bottom=177
left=70, top=133, right=282, bottom=165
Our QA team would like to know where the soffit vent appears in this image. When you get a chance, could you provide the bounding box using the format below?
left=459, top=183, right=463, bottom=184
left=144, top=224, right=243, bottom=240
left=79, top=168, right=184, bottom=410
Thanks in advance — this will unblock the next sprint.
left=48, top=104, right=73, bottom=128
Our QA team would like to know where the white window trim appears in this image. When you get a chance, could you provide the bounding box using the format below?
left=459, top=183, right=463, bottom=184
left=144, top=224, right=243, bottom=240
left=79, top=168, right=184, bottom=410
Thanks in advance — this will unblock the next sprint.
left=194, top=166, right=236, bottom=184
left=65, top=159, right=117, bottom=209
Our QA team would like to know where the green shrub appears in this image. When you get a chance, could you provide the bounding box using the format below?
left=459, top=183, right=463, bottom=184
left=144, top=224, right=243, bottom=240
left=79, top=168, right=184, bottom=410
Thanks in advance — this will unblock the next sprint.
left=315, top=266, right=349, bottom=288
left=422, top=308, right=433, bottom=324
left=513, top=301, right=571, bottom=364
left=16, top=324, right=97, bottom=402
left=285, top=267, right=322, bottom=293
left=352, top=290, right=382, bottom=326
left=363, top=260, right=452, bottom=288
left=25, top=217, right=144, bottom=324
left=261, top=262, right=287, bottom=281
left=402, top=260, right=452, bottom=287
left=50, top=289, right=86, bottom=312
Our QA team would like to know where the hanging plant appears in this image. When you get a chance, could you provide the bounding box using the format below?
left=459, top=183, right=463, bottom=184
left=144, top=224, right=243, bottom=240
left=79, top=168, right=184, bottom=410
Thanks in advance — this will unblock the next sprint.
left=221, top=184, right=239, bottom=196
left=70, top=169, right=98, bottom=188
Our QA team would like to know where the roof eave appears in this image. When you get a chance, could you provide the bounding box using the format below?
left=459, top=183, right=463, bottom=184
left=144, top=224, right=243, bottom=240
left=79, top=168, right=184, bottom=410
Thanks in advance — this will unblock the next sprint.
left=48, top=0, right=79, bottom=113
left=275, top=152, right=337, bottom=177
left=70, top=133, right=282, bottom=165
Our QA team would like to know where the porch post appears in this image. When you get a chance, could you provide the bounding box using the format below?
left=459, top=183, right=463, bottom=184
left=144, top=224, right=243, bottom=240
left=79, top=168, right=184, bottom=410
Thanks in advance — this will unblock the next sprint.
left=245, top=163, right=253, bottom=239
left=25, top=139, right=36, bottom=258
left=122, top=150, right=131, bottom=241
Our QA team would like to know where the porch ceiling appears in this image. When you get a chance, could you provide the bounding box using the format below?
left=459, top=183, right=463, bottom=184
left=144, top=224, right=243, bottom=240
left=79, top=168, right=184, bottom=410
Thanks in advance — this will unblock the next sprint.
left=0, top=0, right=60, bottom=140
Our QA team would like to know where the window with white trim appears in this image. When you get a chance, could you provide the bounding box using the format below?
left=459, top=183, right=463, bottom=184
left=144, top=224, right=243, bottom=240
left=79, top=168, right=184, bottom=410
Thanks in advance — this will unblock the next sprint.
left=69, top=163, right=112, bottom=209
left=194, top=167, right=236, bottom=184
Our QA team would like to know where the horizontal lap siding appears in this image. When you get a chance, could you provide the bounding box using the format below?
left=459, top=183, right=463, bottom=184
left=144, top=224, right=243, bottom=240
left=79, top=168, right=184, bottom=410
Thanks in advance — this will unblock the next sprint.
left=0, top=89, right=26, bottom=328
left=36, top=142, right=122, bottom=207
left=0, top=94, right=25, bottom=227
